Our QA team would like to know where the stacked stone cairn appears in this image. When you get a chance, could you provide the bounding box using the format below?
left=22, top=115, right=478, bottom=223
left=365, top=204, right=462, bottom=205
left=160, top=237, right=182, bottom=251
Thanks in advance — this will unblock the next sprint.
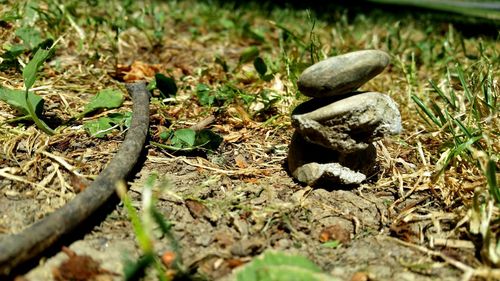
left=288, top=50, right=402, bottom=186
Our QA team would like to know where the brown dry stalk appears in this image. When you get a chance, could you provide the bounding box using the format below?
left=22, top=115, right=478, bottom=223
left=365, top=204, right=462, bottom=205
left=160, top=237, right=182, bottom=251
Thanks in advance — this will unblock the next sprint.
left=189, top=115, right=215, bottom=131
left=0, top=82, right=150, bottom=276
left=388, top=237, right=500, bottom=281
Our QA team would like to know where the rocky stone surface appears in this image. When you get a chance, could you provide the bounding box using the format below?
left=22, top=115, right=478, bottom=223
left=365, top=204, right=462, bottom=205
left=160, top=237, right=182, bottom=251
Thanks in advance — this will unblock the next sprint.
left=289, top=50, right=401, bottom=187
left=288, top=132, right=374, bottom=186
left=297, top=50, right=390, bottom=98
left=292, top=92, right=401, bottom=153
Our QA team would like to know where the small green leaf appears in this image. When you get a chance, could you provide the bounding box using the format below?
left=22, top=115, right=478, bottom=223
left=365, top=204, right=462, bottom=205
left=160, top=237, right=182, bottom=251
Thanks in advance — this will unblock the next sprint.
left=196, top=83, right=215, bottom=106
left=15, top=27, right=42, bottom=49
left=195, top=129, right=223, bottom=150
left=253, top=57, right=267, bottom=77
left=108, top=112, right=132, bottom=127
left=321, top=240, right=341, bottom=248
left=236, top=251, right=337, bottom=281
left=83, top=112, right=131, bottom=138
left=155, top=73, right=177, bottom=98
left=81, top=89, right=124, bottom=116
left=83, top=117, right=114, bottom=138
left=147, top=79, right=157, bottom=91
left=159, top=130, right=171, bottom=140
left=153, top=128, right=222, bottom=152
left=170, top=128, right=196, bottom=148
left=23, top=47, right=53, bottom=90
left=0, top=86, right=43, bottom=116
left=239, top=46, right=259, bottom=65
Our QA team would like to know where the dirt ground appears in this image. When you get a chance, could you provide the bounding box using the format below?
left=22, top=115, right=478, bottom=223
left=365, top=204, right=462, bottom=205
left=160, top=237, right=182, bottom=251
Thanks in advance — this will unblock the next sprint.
left=1, top=126, right=468, bottom=280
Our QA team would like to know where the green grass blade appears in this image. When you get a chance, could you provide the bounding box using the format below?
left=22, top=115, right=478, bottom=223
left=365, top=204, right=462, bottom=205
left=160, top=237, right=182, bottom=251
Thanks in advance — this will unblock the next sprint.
left=452, top=117, right=472, bottom=139
left=429, top=79, right=455, bottom=109
left=437, top=135, right=482, bottom=175
left=430, top=101, right=447, bottom=127
left=412, top=95, right=442, bottom=127
left=453, top=135, right=482, bottom=159
left=486, top=159, right=500, bottom=204
left=482, top=65, right=496, bottom=110
left=456, top=64, right=473, bottom=103
left=414, top=106, right=434, bottom=127
left=151, top=208, right=183, bottom=269
left=451, top=116, right=485, bottom=151
left=117, top=182, right=153, bottom=253
left=153, top=260, right=169, bottom=281
left=123, top=255, right=155, bottom=281
left=273, top=22, right=307, bottom=49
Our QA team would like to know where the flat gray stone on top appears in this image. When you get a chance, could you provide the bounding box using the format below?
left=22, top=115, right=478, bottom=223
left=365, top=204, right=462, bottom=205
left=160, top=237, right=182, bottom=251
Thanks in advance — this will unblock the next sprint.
left=291, top=92, right=401, bottom=153
left=297, top=50, right=390, bottom=98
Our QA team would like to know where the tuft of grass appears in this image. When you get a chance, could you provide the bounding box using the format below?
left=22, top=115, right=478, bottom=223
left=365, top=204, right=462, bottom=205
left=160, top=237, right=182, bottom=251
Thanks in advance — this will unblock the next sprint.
left=411, top=44, right=499, bottom=266
left=116, top=174, right=188, bottom=281
left=412, top=59, right=497, bottom=178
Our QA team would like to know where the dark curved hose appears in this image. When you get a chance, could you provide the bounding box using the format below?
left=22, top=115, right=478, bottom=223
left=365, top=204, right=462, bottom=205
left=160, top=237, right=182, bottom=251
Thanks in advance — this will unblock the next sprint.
left=0, top=81, right=150, bottom=276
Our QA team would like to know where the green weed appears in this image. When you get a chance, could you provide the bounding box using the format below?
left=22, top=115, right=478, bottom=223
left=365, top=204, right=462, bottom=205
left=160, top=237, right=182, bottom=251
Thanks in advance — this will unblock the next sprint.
left=0, top=2, right=53, bottom=71
left=116, top=174, right=186, bottom=281
left=235, top=251, right=339, bottom=281
left=21, top=46, right=55, bottom=134
left=1, top=51, right=128, bottom=137
left=152, top=127, right=222, bottom=152
left=83, top=112, right=131, bottom=138
left=412, top=60, right=497, bottom=177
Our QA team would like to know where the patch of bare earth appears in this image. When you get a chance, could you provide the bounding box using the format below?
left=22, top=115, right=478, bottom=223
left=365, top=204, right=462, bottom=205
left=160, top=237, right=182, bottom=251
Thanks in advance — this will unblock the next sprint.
left=14, top=128, right=462, bottom=280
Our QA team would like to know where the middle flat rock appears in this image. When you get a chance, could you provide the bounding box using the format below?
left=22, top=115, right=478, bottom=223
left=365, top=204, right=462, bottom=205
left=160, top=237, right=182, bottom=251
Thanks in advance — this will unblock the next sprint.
left=297, top=50, right=390, bottom=98
left=291, top=92, right=402, bottom=153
